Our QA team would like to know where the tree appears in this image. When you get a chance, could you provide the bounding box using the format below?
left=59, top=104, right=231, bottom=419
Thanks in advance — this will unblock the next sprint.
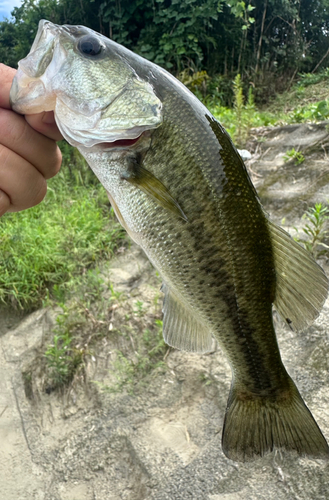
left=0, top=0, right=328, bottom=98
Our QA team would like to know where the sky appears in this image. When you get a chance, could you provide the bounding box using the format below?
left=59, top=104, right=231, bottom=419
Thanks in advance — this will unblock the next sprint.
left=0, top=0, right=23, bottom=22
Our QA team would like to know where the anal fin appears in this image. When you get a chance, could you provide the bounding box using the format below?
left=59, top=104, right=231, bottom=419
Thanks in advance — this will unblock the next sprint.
left=161, top=283, right=213, bottom=353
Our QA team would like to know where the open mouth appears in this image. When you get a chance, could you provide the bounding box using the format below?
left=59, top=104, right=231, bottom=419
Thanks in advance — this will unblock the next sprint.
left=101, top=134, right=143, bottom=149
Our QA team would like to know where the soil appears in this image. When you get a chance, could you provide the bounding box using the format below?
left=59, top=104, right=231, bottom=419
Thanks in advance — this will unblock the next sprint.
left=1, top=122, right=329, bottom=500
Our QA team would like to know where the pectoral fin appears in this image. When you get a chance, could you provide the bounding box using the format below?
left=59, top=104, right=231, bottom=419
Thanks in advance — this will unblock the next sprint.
left=161, top=283, right=213, bottom=353
left=270, top=221, right=328, bottom=330
left=121, top=156, right=187, bottom=221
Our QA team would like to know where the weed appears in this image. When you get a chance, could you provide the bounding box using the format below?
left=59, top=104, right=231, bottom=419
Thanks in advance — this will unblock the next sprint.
left=43, top=269, right=112, bottom=390
left=100, top=319, right=167, bottom=394
left=178, top=69, right=209, bottom=98
left=205, top=73, right=329, bottom=145
left=133, top=300, right=145, bottom=317
left=209, top=77, right=273, bottom=145
left=233, top=74, right=244, bottom=146
left=288, top=100, right=329, bottom=123
left=109, top=283, right=125, bottom=303
left=296, top=69, right=329, bottom=88
left=199, top=372, right=213, bottom=386
left=44, top=310, right=87, bottom=389
left=295, top=203, right=329, bottom=257
left=283, top=148, right=305, bottom=165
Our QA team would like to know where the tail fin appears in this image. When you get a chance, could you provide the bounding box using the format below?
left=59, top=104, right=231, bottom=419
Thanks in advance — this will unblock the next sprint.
left=222, top=378, right=329, bottom=462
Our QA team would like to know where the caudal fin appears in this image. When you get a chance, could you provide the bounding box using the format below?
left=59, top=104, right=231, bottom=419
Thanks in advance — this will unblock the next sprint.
left=222, top=378, right=329, bottom=462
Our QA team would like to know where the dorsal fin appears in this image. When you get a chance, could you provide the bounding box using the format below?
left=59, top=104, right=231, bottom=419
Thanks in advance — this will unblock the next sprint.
left=269, top=221, right=328, bottom=330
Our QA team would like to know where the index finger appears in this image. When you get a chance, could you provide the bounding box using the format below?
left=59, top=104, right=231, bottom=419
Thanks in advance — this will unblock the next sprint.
left=0, top=64, right=16, bottom=109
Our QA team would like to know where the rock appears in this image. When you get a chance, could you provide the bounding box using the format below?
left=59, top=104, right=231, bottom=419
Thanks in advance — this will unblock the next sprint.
left=237, top=149, right=252, bottom=160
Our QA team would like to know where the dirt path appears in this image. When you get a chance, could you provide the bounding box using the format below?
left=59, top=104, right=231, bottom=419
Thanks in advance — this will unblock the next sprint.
left=0, top=310, right=50, bottom=499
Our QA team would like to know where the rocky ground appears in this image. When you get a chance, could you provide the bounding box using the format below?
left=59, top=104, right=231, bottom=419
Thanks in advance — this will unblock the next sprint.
left=1, top=121, right=329, bottom=500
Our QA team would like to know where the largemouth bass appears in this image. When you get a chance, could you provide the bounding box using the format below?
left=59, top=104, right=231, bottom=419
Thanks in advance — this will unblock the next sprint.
left=10, top=20, right=329, bottom=462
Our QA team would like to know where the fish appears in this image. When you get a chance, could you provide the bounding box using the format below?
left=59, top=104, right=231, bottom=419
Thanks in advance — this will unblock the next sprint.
left=10, top=20, right=329, bottom=462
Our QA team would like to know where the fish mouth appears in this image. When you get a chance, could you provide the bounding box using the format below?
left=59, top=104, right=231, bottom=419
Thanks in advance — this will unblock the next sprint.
left=100, top=134, right=143, bottom=149
left=75, top=130, right=150, bottom=154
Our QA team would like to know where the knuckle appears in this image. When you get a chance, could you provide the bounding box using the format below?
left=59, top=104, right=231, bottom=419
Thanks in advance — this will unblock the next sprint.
left=0, top=108, right=26, bottom=145
left=0, top=143, right=11, bottom=167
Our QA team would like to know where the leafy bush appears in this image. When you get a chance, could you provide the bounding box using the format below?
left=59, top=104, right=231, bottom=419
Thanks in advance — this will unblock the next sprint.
left=295, top=69, right=329, bottom=88
left=288, top=100, right=329, bottom=123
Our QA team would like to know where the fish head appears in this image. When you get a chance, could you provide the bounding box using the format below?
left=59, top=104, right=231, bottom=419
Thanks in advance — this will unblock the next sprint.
left=10, top=20, right=163, bottom=149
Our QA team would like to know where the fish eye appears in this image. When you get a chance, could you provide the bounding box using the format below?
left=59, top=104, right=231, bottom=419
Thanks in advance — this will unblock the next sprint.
left=77, top=35, right=103, bottom=56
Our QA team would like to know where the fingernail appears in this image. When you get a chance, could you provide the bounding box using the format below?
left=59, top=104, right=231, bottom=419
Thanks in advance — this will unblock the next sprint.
left=0, top=189, right=10, bottom=217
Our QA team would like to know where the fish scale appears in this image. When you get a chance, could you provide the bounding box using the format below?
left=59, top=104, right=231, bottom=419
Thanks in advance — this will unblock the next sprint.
left=10, top=19, right=329, bottom=462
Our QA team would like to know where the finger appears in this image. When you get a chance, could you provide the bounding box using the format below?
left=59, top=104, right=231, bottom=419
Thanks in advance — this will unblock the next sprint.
left=25, top=111, right=63, bottom=141
left=0, top=189, right=10, bottom=217
left=0, top=144, right=47, bottom=212
left=0, top=64, right=63, bottom=141
left=0, top=108, right=62, bottom=179
left=0, top=64, right=16, bottom=109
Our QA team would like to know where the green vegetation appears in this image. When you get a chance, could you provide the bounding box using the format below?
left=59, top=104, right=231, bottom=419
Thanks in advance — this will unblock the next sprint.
left=1, top=0, right=328, bottom=147
left=199, top=372, right=213, bottom=386
left=100, top=319, right=167, bottom=395
left=43, top=268, right=113, bottom=390
left=0, top=147, right=125, bottom=309
left=1, top=0, right=329, bottom=105
left=0, top=140, right=166, bottom=393
left=233, top=74, right=244, bottom=146
left=283, top=148, right=305, bottom=166
left=44, top=323, right=86, bottom=388
left=207, top=79, right=329, bottom=145
left=295, top=203, right=329, bottom=258
left=267, top=69, right=329, bottom=115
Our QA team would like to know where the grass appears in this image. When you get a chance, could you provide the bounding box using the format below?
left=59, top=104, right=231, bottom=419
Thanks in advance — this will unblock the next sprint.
left=0, top=147, right=125, bottom=309
left=41, top=268, right=114, bottom=391
left=266, top=68, right=329, bottom=115
left=204, top=68, right=329, bottom=145
left=42, top=275, right=167, bottom=393
left=99, top=318, right=167, bottom=395
left=180, top=68, right=329, bottom=145
left=44, top=327, right=86, bottom=389
left=208, top=97, right=329, bottom=145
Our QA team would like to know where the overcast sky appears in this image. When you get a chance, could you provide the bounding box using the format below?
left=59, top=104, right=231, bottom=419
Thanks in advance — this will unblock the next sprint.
left=0, top=0, right=23, bottom=21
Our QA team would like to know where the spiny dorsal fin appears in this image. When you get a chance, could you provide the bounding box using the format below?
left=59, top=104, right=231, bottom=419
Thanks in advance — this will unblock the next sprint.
left=161, top=283, right=213, bottom=353
left=269, top=221, right=328, bottom=330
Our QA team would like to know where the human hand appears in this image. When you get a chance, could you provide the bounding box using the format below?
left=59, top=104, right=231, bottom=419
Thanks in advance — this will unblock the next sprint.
left=0, top=63, right=62, bottom=216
